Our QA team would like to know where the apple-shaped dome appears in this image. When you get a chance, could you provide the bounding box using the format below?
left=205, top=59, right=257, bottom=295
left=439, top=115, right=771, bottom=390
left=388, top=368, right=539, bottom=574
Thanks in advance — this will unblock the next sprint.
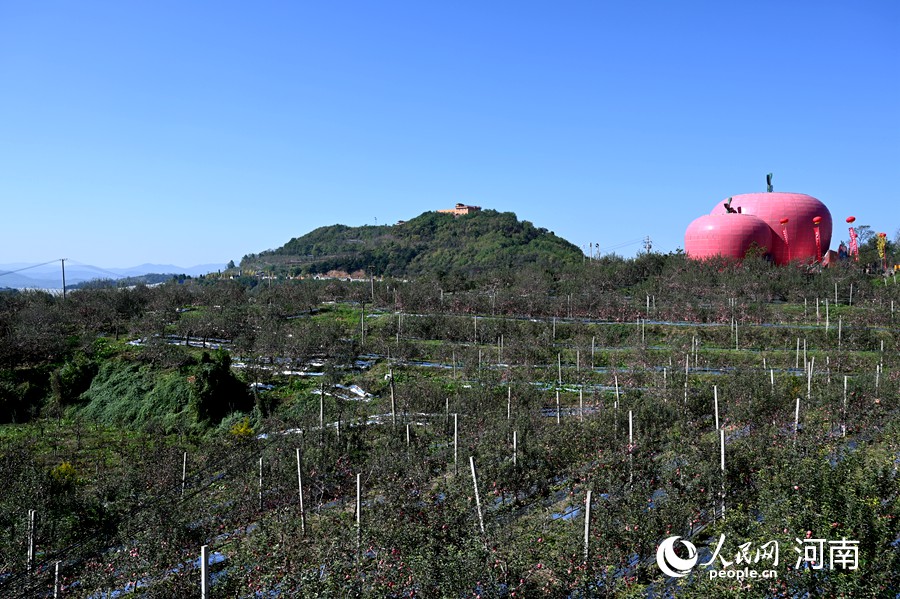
left=710, top=192, right=831, bottom=264
left=685, top=213, right=773, bottom=261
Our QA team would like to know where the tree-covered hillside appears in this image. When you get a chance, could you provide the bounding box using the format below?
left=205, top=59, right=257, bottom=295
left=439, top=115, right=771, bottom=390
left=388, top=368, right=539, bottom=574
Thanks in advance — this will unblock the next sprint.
left=243, top=209, right=584, bottom=277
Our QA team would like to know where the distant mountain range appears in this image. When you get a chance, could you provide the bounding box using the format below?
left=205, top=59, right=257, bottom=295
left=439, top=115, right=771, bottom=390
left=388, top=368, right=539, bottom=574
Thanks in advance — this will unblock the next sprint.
left=0, top=262, right=226, bottom=290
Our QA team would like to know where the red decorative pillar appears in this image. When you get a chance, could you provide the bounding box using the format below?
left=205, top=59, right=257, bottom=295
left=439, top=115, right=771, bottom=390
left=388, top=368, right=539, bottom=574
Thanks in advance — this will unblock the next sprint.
left=779, top=218, right=790, bottom=263
left=812, top=216, right=823, bottom=263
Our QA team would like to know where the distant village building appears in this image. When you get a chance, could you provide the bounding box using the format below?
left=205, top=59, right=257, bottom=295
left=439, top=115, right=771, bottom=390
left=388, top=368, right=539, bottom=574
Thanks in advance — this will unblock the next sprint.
left=438, top=203, right=482, bottom=216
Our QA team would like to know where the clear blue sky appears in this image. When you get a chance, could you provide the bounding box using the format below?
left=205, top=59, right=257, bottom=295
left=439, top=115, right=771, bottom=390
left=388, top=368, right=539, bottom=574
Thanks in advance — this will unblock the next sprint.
left=2, top=1, right=897, bottom=267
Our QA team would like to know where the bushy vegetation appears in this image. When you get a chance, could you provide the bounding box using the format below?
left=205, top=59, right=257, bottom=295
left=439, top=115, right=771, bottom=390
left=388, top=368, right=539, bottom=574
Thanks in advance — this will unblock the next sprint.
left=0, top=252, right=898, bottom=597
left=244, top=209, right=584, bottom=278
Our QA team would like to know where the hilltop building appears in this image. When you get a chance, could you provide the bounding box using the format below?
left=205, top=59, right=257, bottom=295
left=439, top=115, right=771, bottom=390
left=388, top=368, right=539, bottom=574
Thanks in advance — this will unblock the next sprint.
left=438, top=203, right=481, bottom=216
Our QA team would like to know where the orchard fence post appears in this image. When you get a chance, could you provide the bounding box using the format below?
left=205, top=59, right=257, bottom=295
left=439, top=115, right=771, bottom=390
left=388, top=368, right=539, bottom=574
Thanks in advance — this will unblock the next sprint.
left=470, top=456, right=485, bottom=534
left=296, top=448, right=306, bottom=536
left=583, top=489, right=592, bottom=564
left=26, top=509, right=36, bottom=573
left=200, top=545, right=209, bottom=599
left=356, top=473, right=361, bottom=552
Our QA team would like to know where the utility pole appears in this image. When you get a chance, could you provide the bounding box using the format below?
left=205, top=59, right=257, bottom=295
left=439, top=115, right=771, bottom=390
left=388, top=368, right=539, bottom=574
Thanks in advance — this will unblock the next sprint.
left=60, top=258, right=67, bottom=300
left=643, top=236, right=652, bottom=254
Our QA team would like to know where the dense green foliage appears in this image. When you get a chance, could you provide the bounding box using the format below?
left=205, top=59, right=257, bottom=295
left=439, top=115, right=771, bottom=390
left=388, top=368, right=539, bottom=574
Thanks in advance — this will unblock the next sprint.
left=244, top=209, right=584, bottom=277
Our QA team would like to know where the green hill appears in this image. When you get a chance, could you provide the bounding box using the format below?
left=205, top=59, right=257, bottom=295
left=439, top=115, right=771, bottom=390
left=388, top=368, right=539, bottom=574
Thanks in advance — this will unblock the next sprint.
left=243, top=209, right=583, bottom=277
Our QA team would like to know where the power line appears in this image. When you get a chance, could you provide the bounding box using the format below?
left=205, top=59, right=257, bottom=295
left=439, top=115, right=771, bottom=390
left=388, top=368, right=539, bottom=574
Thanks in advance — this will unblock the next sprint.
left=0, top=260, right=60, bottom=278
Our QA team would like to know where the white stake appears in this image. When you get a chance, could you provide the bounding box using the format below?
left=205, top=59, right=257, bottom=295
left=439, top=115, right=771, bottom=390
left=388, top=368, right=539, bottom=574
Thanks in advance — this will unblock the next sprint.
left=714, top=385, right=719, bottom=431
left=507, top=386, right=511, bottom=420
left=842, top=376, right=848, bottom=437
left=356, top=472, right=362, bottom=550
left=807, top=357, right=813, bottom=399
left=296, top=448, right=306, bottom=535
left=26, top=509, right=35, bottom=573
left=849, top=283, right=853, bottom=306
left=579, top=388, right=584, bottom=421
left=591, top=336, right=595, bottom=369
left=513, top=430, right=517, bottom=466
left=54, top=560, right=60, bottom=599
left=182, top=451, right=187, bottom=497
left=825, top=299, right=830, bottom=334
left=390, top=368, right=396, bottom=427
left=470, top=456, right=485, bottom=534
left=834, top=282, right=838, bottom=304
left=838, top=317, right=842, bottom=351
left=259, top=457, right=263, bottom=510
left=770, top=368, right=775, bottom=392
left=794, top=397, right=801, bottom=446
left=583, top=489, right=593, bottom=564
left=453, top=413, right=458, bottom=474
left=625, top=409, right=631, bottom=445
left=558, top=353, right=562, bottom=385
left=875, top=364, right=880, bottom=392
left=795, top=338, right=800, bottom=370
left=719, top=429, right=726, bottom=519
left=200, top=545, right=209, bottom=599
left=406, top=422, right=411, bottom=446
left=556, top=390, right=561, bottom=425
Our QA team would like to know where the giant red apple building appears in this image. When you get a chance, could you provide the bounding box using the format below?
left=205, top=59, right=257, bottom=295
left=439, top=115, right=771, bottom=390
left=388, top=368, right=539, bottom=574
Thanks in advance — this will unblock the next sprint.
left=685, top=191, right=832, bottom=265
